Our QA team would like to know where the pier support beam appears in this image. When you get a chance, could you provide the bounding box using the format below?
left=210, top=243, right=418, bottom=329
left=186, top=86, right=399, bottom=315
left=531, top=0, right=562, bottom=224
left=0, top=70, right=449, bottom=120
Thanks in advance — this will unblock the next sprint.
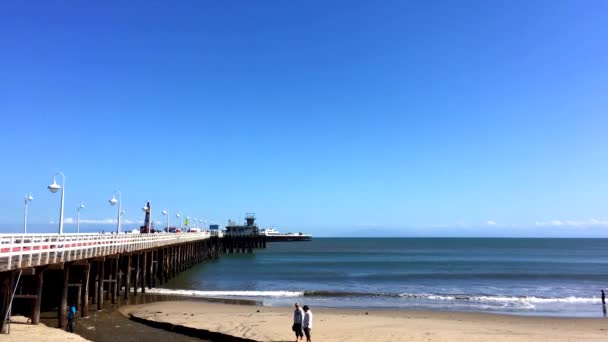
left=97, top=260, right=104, bottom=310
left=58, top=265, right=69, bottom=329
left=0, top=271, right=15, bottom=334
left=133, top=254, right=139, bottom=296
left=124, top=254, right=131, bottom=299
left=141, top=252, right=147, bottom=294
left=68, top=283, right=82, bottom=316
left=110, top=257, right=118, bottom=304
left=32, top=268, right=44, bottom=324
left=113, top=257, right=119, bottom=304
left=152, top=249, right=159, bottom=287
left=148, top=251, right=154, bottom=289
left=81, top=262, right=90, bottom=317
left=91, top=263, right=97, bottom=305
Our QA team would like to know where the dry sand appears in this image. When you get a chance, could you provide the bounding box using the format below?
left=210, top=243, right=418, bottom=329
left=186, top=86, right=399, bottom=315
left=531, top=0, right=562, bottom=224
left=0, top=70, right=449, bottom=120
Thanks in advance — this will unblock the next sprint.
left=120, top=300, right=608, bottom=342
left=2, top=315, right=91, bottom=342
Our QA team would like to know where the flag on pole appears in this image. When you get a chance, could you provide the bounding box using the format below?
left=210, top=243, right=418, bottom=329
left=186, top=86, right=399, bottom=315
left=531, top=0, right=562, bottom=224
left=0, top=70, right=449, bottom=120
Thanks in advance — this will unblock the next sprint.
left=185, top=217, right=190, bottom=227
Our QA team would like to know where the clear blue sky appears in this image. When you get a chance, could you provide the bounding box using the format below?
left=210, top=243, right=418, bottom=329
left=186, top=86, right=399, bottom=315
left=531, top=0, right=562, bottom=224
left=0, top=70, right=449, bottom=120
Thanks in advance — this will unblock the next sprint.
left=1, top=1, right=607, bottom=237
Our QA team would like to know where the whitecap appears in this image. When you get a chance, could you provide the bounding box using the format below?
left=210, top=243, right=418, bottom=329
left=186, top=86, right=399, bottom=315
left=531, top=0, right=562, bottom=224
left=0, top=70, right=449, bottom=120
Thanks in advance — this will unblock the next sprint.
left=147, top=288, right=304, bottom=297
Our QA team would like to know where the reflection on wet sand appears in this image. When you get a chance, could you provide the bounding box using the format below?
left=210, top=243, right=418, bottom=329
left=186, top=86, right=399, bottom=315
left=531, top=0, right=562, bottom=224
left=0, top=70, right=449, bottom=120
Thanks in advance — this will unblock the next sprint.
left=40, top=294, right=260, bottom=342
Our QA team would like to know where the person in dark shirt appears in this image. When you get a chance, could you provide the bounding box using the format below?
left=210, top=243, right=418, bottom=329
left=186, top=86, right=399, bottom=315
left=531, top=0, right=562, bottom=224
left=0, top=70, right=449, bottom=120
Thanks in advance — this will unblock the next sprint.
left=292, top=303, right=304, bottom=342
left=602, top=290, right=605, bottom=305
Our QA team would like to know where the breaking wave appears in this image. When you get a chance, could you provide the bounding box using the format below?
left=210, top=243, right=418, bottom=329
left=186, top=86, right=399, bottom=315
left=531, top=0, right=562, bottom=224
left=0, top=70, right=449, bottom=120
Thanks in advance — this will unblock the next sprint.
left=147, top=288, right=304, bottom=297
left=148, top=288, right=599, bottom=306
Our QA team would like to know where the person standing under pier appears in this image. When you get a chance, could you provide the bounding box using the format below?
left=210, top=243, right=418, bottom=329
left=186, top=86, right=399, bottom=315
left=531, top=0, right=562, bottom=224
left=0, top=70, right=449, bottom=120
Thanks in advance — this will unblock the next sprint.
left=67, top=303, right=76, bottom=333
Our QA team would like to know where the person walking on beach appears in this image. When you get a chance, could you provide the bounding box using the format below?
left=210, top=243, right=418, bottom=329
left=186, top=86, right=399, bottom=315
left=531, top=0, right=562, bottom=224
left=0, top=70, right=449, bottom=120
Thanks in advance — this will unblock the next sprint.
left=602, top=290, right=606, bottom=305
left=66, top=303, right=76, bottom=333
left=292, top=303, right=304, bottom=342
left=302, top=305, right=313, bottom=342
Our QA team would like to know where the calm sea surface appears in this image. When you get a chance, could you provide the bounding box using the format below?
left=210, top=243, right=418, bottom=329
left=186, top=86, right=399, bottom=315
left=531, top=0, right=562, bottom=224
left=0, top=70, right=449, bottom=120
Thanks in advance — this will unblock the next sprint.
left=154, top=238, right=608, bottom=317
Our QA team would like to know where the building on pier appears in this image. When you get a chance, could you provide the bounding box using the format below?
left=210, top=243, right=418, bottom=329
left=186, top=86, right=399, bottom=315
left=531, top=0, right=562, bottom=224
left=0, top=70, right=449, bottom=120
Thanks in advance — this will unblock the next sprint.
left=225, top=213, right=259, bottom=236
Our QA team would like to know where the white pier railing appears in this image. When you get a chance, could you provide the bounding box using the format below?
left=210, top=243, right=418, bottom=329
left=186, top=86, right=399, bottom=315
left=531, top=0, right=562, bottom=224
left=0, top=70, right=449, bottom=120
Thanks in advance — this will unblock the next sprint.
left=0, top=232, right=212, bottom=272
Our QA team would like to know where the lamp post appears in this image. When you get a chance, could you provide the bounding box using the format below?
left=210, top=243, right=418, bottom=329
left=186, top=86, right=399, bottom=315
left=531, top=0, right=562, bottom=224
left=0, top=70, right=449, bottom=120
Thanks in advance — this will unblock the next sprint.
left=162, top=209, right=169, bottom=231
left=77, top=202, right=85, bottom=234
left=109, top=191, right=122, bottom=233
left=23, top=193, right=33, bottom=234
left=47, top=172, right=65, bottom=235
left=176, top=213, right=182, bottom=230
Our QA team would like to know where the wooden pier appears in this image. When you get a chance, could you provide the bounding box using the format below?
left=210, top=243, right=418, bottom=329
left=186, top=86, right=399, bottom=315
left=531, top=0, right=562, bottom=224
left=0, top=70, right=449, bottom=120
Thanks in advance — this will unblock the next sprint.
left=0, top=231, right=265, bottom=334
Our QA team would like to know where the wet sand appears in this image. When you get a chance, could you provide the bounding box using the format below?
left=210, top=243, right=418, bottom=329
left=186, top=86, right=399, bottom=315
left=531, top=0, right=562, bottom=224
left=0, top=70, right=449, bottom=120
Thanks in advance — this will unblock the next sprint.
left=122, top=300, right=608, bottom=342
left=36, top=294, right=211, bottom=342
left=8, top=293, right=262, bottom=342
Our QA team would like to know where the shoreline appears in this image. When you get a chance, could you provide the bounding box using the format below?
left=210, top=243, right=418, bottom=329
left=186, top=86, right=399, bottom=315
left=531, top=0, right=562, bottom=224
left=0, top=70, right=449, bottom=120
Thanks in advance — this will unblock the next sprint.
left=143, top=288, right=606, bottom=318
left=120, top=298, right=608, bottom=342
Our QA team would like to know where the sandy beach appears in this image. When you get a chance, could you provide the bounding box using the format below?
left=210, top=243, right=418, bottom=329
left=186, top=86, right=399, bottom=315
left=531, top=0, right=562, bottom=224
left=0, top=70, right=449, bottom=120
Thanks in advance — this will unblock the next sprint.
left=120, top=300, right=608, bottom=342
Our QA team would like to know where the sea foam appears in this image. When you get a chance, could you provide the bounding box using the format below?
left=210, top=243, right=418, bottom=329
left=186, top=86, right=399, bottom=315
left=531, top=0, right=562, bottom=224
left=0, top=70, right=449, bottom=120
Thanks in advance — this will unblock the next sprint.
left=147, top=288, right=304, bottom=297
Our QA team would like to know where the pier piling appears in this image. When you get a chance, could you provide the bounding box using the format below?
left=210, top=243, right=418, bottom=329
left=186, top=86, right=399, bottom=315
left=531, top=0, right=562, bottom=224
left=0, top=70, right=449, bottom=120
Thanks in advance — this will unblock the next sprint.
left=31, top=268, right=44, bottom=324
left=124, top=254, right=131, bottom=299
left=58, top=265, right=69, bottom=329
left=97, top=259, right=104, bottom=310
left=81, top=263, right=90, bottom=317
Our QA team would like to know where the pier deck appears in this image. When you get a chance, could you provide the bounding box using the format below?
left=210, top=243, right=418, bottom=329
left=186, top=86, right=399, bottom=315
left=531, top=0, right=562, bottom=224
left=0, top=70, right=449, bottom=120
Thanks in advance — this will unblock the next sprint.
left=0, top=232, right=212, bottom=272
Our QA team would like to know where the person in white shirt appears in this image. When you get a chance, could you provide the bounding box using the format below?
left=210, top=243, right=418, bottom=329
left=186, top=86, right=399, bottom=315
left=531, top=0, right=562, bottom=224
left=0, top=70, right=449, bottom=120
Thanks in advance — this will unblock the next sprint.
left=302, top=305, right=313, bottom=342
left=292, top=303, right=304, bottom=342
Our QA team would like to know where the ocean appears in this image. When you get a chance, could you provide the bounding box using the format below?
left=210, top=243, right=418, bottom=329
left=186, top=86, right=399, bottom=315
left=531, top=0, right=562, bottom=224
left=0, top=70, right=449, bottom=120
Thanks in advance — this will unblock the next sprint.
left=153, top=238, right=608, bottom=317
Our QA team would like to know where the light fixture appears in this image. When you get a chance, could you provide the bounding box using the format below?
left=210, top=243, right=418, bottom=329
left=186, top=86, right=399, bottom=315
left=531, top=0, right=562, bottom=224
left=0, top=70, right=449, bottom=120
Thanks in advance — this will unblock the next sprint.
left=48, top=172, right=65, bottom=234
left=47, top=178, right=60, bottom=193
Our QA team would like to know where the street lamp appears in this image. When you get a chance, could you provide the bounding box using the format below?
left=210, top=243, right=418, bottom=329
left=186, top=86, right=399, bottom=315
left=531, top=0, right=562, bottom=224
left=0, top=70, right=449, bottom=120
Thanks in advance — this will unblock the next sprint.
left=47, top=172, right=65, bottom=235
left=23, top=193, right=33, bottom=234
left=77, top=202, right=85, bottom=234
left=109, top=191, right=122, bottom=233
left=176, top=212, right=182, bottom=229
left=162, top=209, right=169, bottom=231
